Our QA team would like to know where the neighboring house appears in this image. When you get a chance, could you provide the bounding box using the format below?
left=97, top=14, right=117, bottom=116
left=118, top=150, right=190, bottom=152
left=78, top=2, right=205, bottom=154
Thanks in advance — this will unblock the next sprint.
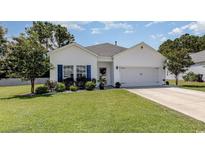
left=49, top=42, right=166, bottom=87
left=166, top=50, right=205, bottom=81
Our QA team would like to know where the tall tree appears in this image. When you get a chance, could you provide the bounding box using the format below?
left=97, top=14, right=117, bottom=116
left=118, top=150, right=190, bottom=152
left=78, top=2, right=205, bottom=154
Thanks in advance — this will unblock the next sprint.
left=0, top=26, right=8, bottom=78
left=54, top=24, right=75, bottom=48
left=5, top=32, right=51, bottom=93
left=0, top=26, right=7, bottom=55
left=164, top=48, right=193, bottom=85
left=26, top=21, right=75, bottom=51
left=159, top=34, right=205, bottom=56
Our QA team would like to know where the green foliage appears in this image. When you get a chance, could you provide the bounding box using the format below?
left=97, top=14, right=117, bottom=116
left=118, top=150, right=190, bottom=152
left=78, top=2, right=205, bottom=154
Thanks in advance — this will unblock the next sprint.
left=98, top=76, right=106, bottom=90
left=164, top=48, right=193, bottom=85
left=165, top=81, right=169, bottom=85
left=3, top=32, right=51, bottom=93
left=115, top=82, right=121, bottom=88
left=55, top=83, right=66, bottom=92
left=54, top=24, right=75, bottom=48
left=159, top=34, right=205, bottom=56
left=35, top=86, right=49, bottom=94
left=26, top=21, right=75, bottom=51
left=45, top=80, right=57, bottom=92
left=70, top=85, right=78, bottom=92
left=168, top=80, right=205, bottom=92
left=0, top=26, right=8, bottom=78
left=183, top=72, right=198, bottom=82
left=85, top=81, right=96, bottom=91
left=0, top=26, right=7, bottom=56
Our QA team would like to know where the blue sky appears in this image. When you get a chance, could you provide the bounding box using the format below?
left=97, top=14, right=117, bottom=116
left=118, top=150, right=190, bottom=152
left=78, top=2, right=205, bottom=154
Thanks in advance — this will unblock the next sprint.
left=1, top=21, right=205, bottom=49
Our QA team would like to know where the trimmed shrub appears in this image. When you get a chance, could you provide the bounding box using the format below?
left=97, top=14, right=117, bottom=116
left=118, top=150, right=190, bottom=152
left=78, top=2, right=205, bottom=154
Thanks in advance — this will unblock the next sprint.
left=35, top=86, right=49, bottom=94
left=85, top=81, right=96, bottom=91
left=165, top=81, right=169, bottom=85
left=45, top=80, right=57, bottom=92
left=70, top=85, right=78, bottom=92
left=183, top=72, right=198, bottom=82
left=115, top=82, right=121, bottom=88
left=63, top=78, right=75, bottom=90
left=76, top=77, right=87, bottom=89
left=55, top=83, right=66, bottom=92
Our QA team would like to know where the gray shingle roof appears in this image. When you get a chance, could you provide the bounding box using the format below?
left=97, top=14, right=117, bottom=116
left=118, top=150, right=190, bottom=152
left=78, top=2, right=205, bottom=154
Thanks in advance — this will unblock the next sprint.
left=86, top=43, right=127, bottom=57
left=190, top=50, right=205, bottom=63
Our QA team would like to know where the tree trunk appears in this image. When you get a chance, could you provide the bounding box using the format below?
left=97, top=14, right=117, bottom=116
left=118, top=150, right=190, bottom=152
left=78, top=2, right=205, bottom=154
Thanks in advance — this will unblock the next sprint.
left=175, top=75, right=178, bottom=86
left=31, top=78, right=35, bottom=94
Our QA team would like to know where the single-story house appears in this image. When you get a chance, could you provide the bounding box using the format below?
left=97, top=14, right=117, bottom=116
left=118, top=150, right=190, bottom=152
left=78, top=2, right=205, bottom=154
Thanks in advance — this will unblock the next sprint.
left=166, top=50, right=205, bottom=81
left=49, top=42, right=166, bottom=87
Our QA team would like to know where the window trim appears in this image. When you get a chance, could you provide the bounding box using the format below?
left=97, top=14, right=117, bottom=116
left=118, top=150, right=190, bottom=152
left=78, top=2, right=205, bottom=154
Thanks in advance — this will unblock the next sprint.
left=63, top=65, right=74, bottom=79
left=76, top=65, right=87, bottom=79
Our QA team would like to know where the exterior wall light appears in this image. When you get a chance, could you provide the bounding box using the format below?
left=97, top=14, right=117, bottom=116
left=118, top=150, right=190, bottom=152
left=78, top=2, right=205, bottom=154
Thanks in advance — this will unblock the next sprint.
left=116, top=66, right=118, bottom=70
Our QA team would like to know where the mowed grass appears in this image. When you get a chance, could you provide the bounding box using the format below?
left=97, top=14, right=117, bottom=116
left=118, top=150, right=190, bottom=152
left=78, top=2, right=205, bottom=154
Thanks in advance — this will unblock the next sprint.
left=169, top=80, right=205, bottom=92
left=0, top=85, right=205, bottom=132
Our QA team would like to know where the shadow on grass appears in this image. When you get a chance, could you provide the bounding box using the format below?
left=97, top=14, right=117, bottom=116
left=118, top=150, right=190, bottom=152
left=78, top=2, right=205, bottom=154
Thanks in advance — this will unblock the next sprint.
left=181, top=85, right=205, bottom=88
left=0, top=93, right=54, bottom=100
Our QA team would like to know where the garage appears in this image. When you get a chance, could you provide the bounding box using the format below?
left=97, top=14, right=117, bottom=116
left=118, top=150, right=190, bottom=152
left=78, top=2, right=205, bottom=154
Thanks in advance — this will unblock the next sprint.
left=113, top=42, right=166, bottom=87
left=119, top=67, right=159, bottom=87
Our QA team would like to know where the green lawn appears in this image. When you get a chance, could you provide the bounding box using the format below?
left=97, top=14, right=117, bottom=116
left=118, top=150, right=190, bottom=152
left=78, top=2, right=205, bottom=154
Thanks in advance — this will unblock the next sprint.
left=169, top=80, right=205, bottom=92
left=0, top=85, right=205, bottom=132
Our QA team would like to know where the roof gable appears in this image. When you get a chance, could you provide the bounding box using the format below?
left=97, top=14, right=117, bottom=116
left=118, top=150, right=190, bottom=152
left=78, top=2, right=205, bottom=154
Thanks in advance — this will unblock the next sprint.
left=190, top=50, right=205, bottom=63
left=114, top=42, right=166, bottom=59
left=48, top=43, right=97, bottom=57
left=86, top=43, right=126, bottom=57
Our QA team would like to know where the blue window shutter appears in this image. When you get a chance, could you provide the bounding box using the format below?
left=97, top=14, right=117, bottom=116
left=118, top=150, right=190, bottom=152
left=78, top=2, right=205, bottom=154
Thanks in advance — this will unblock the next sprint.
left=57, top=65, right=63, bottom=82
left=87, top=65, right=91, bottom=81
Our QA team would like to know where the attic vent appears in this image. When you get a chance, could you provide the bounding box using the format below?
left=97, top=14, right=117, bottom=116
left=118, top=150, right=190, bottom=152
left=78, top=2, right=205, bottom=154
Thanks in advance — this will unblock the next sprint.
left=141, top=45, right=143, bottom=49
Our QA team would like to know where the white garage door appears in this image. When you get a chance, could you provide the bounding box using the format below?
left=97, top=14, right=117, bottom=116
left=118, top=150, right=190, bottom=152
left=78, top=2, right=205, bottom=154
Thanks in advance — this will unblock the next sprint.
left=119, top=67, right=159, bottom=87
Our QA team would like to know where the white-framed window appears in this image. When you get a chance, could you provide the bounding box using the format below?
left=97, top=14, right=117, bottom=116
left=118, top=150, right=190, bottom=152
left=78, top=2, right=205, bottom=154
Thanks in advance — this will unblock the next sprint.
left=63, top=65, right=74, bottom=79
left=77, top=65, right=87, bottom=78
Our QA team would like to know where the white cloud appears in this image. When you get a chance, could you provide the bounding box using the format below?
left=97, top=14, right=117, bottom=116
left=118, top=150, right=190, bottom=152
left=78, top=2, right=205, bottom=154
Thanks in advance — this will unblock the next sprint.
left=145, top=21, right=165, bottom=27
left=160, top=36, right=167, bottom=42
left=168, top=27, right=183, bottom=35
left=185, top=21, right=205, bottom=33
left=103, top=22, right=133, bottom=30
left=150, top=34, right=167, bottom=42
left=124, top=30, right=135, bottom=34
left=68, top=23, right=85, bottom=31
left=91, top=28, right=101, bottom=34
left=52, top=21, right=91, bottom=31
left=91, top=21, right=135, bottom=34
left=168, top=21, right=205, bottom=35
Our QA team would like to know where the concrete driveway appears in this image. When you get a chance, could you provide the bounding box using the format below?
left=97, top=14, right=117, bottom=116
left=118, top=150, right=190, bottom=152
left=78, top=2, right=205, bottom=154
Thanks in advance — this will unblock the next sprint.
left=127, top=87, right=205, bottom=123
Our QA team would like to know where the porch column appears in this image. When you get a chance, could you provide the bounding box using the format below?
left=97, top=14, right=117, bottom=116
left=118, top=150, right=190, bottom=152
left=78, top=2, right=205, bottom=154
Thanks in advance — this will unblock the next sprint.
left=73, top=65, right=77, bottom=81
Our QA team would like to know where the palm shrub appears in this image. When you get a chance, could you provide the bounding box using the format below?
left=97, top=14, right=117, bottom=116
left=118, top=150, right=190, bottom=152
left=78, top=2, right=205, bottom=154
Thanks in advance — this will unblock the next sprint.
left=85, top=81, right=96, bottom=91
left=45, top=80, right=57, bottom=92
left=55, top=83, right=66, bottom=92
left=70, top=85, right=78, bottom=92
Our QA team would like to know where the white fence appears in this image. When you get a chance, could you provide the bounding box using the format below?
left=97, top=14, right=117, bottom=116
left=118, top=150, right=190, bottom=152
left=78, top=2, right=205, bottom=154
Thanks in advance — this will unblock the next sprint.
left=0, top=78, right=49, bottom=86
